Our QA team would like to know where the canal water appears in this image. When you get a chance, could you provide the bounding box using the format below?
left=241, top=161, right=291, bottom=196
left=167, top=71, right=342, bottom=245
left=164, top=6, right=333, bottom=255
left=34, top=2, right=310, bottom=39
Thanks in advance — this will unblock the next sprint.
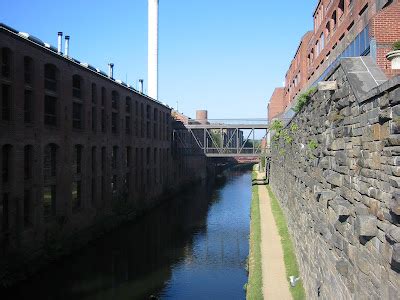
left=5, top=168, right=252, bottom=300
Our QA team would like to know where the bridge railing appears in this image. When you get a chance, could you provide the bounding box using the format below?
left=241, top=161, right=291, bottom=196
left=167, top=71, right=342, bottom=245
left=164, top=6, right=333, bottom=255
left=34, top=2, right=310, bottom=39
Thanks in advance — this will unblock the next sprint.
left=187, top=119, right=269, bottom=126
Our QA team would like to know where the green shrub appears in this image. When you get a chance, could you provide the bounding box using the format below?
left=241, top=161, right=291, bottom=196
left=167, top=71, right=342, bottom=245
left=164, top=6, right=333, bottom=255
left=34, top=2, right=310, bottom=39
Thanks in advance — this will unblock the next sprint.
left=308, top=139, right=318, bottom=151
left=293, top=87, right=317, bottom=113
left=393, top=40, right=400, bottom=51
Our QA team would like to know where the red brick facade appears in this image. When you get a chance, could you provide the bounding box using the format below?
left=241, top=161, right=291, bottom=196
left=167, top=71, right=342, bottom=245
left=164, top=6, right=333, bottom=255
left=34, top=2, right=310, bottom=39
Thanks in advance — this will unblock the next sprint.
left=267, top=87, right=285, bottom=120
left=268, top=0, right=400, bottom=119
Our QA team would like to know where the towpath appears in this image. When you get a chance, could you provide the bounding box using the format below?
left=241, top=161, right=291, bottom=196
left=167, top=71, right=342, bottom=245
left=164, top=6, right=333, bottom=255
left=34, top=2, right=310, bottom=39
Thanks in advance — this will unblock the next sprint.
left=257, top=171, right=292, bottom=300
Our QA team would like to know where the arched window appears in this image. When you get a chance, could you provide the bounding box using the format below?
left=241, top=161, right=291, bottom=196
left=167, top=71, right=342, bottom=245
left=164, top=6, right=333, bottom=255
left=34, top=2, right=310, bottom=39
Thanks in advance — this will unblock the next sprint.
left=44, top=64, right=58, bottom=92
left=24, top=145, right=33, bottom=180
left=72, top=75, right=83, bottom=129
left=44, top=144, right=57, bottom=178
left=24, top=56, right=33, bottom=84
left=111, top=90, right=119, bottom=109
left=72, top=75, right=83, bottom=99
left=1, top=48, right=12, bottom=78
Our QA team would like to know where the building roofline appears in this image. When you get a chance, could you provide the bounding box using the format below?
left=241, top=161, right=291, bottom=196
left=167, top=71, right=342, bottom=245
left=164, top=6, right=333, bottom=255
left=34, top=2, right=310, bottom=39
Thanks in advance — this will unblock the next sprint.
left=0, top=23, right=171, bottom=109
left=313, top=0, right=323, bottom=17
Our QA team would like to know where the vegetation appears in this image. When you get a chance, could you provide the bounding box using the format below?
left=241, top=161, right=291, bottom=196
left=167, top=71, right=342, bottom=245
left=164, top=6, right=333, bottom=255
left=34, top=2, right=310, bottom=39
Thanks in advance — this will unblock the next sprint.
left=246, top=167, right=263, bottom=300
left=266, top=186, right=306, bottom=300
left=293, top=87, right=317, bottom=113
left=307, top=139, right=319, bottom=151
left=393, top=40, right=400, bottom=51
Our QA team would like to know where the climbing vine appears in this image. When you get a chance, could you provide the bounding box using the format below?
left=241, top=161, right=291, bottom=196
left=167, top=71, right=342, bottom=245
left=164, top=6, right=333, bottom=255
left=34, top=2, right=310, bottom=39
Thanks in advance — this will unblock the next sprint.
left=293, top=87, right=317, bottom=113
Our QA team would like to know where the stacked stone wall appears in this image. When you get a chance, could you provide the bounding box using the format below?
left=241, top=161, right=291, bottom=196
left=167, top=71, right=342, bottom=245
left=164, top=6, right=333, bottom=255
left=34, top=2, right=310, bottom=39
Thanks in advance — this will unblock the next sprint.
left=270, top=66, right=400, bottom=298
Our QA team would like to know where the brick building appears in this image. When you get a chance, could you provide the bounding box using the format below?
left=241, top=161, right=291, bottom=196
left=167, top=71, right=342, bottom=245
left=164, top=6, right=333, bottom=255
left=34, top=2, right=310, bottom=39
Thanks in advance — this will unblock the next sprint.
left=268, top=0, right=400, bottom=120
left=0, top=23, right=207, bottom=258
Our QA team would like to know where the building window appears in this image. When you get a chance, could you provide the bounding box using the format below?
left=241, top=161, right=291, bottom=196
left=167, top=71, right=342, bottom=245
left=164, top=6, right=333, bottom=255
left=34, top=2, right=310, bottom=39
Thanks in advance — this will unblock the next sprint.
left=126, top=97, right=131, bottom=113
left=24, top=190, right=32, bottom=227
left=73, top=102, right=83, bottom=129
left=24, top=90, right=33, bottom=123
left=72, top=75, right=82, bottom=99
left=338, top=0, right=345, bottom=18
left=101, top=109, right=106, bottom=133
left=43, top=185, right=56, bottom=218
left=92, top=106, right=97, bottom=132
left=146, top=147, right=150, bottom=165
left=112, top=146, right=118, bottom=169
left=91, top=83, right=97, bottom=104
left=44, top=144, right=57, bottom=178
left=74, top=145, right=83, bottom=174
left=72, top=181, right=81, bottom=212
left=24, top=145, right=33, bottom=180
left=44, top=64, right=57, bottom=92
left=1, top=48, right=12, bottom=78
left=331, top=11, right=337, bottom=30
left=112, top=91, right=119, bottom=109
left=24, top=56, right=33, bottom=84
left=126, top=147, right=131, bottom=168
left=1, top=84, right=11, bottom=121
left=146, top=105, right=151, bottom=120
left=101, top=87, right=106, bottom=107
left=112, top=112, right=118, bottom=134
left=2, top=193, right=9, bottom=232
left=101, top=147, right=106, bottom=172
left=44, top=95, right=57, bottom=126
left=2, top=145, right=11, bottom=183
left=92, top=146, right=97, bottom=174
left=125, top=116, right=131, bottom=134
left=111, top=175, right=117, bottom=194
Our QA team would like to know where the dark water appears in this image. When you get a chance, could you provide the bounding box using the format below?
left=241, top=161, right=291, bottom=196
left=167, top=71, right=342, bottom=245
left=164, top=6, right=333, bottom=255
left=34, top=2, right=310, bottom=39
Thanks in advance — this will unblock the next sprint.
left=5, top=169, right=251, bottom=300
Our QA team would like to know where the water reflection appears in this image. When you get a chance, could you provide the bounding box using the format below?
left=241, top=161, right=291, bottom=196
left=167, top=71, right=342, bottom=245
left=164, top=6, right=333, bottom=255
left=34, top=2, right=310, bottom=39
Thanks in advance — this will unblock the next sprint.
left=4, top=169, right=251, bottom=300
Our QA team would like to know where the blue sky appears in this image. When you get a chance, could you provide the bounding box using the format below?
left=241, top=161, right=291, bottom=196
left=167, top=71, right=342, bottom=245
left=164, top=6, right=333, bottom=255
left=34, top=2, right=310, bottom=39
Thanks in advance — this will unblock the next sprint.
left=1, top=0, right=314, bottom=119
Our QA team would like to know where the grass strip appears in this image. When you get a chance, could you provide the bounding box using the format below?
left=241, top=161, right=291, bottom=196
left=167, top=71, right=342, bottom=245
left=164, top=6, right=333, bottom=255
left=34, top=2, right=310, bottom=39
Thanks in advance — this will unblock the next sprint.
left=266, top=185, right=306, bottom=300
left=246, top=168, right=263, bottom=300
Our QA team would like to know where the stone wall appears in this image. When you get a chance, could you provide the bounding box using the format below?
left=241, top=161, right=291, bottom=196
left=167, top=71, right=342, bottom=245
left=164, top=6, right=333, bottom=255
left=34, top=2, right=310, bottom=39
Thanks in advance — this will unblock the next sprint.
left=270, top=57, right=400, bottom=299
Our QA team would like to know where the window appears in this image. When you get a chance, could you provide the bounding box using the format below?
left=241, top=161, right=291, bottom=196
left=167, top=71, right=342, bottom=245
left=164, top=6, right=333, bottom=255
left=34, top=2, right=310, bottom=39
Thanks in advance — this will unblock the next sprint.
left=91, top=146, right=97, bottom=173
left=101, top=109, right=106, bottom=133
left=338, top=0, right=345, bottom=17
left=153, top=108, right=158, bottom=121
left=2, top=193, right=9, bottom=232
left=91, top=83, right=97, bottom=104
left=44, top=95, right=57, bottom=126
left=112, top=112, right=118, bottom=134
left=73, top=102, right=83, bottom=129
left=74, top=145, right=83, bottom=174
left=44, top=144, right=57, bottom=178
left=126, top=97, right=131, bottom=113
left=101, top=147, right=106, bottom=172
left=359, top=3, right=368, bottom=16
left=1, top=48, right=11, bottom=78
left=112, top=146, right=118, bottom=169
left=24, top=56, right=33, bottom=84
left=154, top=148, right=157, bottom=164
left=101, top=87, right=106, bottom=107
left=24, top=190, right=32, bottom=227
left=126, top=147, right=131, bottom=168
left=146, top=147, right=150, bottom=165
left=112, top=91, right=119, bottom=109
left=2, top=84, right=11, bottom=121
left=24, top=145, right=33, bottom=180
left=111, top=175, right=117, bottom=193
left=43, top=185, right=56, bottom=218
left=44, top=64, right=57, bottom=92
left=24, top=90, right=33, bottom=123
left=92, top=106, right=97, bottom=132
left=125, top=116, right=131, bottom=134
left=72, top=75, right=82, bottom=99
left=332, top=11, right=337, bottom=30
left=2, top=145, right=11, bottom=183
left=72, top=181, right=81, bottom=212
left=146, top=105, right=151, bottom=119
left=320, top=33, right=324, bottom=52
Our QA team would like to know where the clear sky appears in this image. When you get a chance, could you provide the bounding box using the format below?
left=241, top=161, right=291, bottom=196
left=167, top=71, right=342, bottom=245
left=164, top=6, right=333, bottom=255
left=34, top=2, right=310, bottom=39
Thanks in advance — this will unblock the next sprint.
left=1, top=0, right=315, bottom=119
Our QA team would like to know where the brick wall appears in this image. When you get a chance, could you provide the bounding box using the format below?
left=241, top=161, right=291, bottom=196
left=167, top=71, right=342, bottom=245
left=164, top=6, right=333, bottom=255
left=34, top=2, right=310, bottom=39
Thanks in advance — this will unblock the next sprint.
left=268, top=87, right=285, bottom=120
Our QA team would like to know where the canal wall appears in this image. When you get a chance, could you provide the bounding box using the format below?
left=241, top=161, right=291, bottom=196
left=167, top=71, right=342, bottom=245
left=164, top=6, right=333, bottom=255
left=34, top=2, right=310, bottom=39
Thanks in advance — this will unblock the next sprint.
left=269, top=57, right=400, bottom=299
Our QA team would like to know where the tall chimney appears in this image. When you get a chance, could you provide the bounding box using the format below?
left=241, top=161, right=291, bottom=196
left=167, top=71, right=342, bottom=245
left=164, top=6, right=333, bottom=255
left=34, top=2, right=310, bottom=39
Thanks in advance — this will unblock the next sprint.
left=148, top=0, right=159, bottom=99
left=139, top=79, right=144, bottom=93
left=108, top=63, right=114, bottom=79
left=57, top=32, right=63, bottom=54
left=64, top=35, right=70, bottom=57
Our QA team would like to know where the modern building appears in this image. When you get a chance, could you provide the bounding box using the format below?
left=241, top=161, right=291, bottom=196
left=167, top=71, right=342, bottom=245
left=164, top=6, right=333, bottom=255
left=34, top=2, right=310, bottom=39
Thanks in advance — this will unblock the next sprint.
left=268, top=0, right=400, bottom=120
left=0, top=23, right=207, bottom=258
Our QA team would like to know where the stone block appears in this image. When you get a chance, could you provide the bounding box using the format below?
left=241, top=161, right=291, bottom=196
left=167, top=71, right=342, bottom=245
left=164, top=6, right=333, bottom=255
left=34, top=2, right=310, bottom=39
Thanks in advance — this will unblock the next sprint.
left=318, top=80, right=338, bottom=91
left=324, top=170, right=344, bottom=187
left=336, top=259, right=350, bottom=277
left=391, top=244, right=400, bottom=273
left=355, top=215, right=378, bottom=238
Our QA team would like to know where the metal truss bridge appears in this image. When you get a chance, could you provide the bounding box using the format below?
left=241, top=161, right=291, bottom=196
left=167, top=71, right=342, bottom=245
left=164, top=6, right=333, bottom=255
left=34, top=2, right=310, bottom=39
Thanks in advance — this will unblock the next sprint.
left=174, top=119, right=270, bottom=158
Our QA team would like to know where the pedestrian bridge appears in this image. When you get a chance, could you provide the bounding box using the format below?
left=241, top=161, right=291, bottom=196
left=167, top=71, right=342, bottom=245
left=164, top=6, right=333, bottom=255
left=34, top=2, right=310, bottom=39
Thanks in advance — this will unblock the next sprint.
left=174, top=119, right=270, bottom=158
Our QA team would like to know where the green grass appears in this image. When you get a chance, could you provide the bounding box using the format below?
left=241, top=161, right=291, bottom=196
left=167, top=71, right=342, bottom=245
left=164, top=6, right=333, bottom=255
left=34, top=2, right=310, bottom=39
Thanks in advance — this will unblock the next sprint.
left=266, top=185, right=306, bottom=300
left=246, top=168, right=263, bottom=300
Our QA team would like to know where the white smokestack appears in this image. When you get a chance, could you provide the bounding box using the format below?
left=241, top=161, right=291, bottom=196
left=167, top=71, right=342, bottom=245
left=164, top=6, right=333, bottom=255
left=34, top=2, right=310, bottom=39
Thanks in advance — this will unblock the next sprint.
left=148, top=0, right=159, bottom=100
left=57, top=32, right=63, bottom=54
left=139, top=79, right=144, bottom=93
left=65, top=35, right=70, bottom=57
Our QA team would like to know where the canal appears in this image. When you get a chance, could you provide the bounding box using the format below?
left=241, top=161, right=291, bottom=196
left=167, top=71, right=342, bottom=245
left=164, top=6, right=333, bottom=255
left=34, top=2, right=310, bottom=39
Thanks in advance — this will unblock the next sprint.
left=5, top=168, right=252, bottom=299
